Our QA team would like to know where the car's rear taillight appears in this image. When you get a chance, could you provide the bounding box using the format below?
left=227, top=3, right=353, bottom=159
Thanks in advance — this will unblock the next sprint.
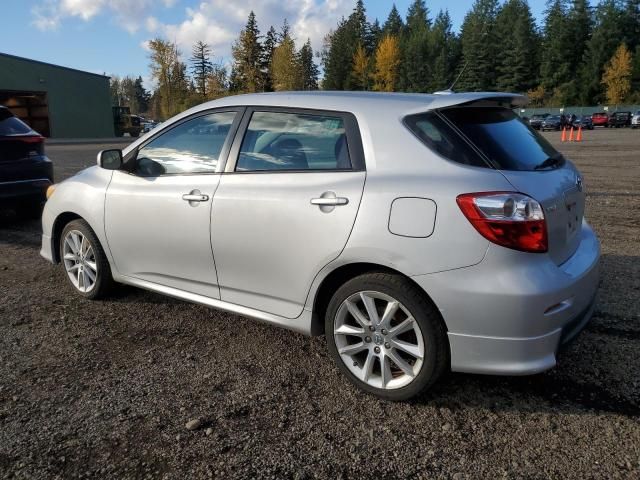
left=456, top=192, right=548, bottom=253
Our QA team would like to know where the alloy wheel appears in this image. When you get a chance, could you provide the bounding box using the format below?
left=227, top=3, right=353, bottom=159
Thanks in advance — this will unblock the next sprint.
left=62, top=229, right=98, bottom=293
left=333, top=291, right=425, bottom=390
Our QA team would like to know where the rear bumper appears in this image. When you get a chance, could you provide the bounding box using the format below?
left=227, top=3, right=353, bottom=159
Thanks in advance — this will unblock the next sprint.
left=412, top=221, right=600, bottom=375
left=0, top=177, right=52, bottom=203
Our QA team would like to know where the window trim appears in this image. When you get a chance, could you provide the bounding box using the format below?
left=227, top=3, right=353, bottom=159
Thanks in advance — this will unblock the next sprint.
left=123, top=106, right=245, bottom=177
left=223, top=106, right=366, bottom=174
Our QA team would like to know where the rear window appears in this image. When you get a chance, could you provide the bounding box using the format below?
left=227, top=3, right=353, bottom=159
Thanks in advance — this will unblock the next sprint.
left=439, top=107, right=562, bottom=171
left=0, top=111, right=32, bottom=136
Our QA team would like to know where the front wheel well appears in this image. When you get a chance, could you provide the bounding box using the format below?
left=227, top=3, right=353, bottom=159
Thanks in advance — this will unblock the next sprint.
left=310, top=262, right=445, bottom=336
left=51, top=212, right=83, bottom=263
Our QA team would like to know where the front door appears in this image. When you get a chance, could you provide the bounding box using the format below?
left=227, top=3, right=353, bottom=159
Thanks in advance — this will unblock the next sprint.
left=211, top=109, right=367, bottom=318
left=105, top=110, right=240, bottom=298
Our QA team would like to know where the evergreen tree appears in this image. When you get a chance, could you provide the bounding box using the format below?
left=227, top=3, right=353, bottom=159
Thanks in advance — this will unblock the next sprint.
left=134, top=76, right=150, bottom=113
left=399, top=0, right=431, bottom=92
left=458, top=0, right=499, bottom=91
left=565, top=0, right=592, bottom=75
left=262, top=26, right=279, bottom=91
left=495, top=0, right=540, bottom=93
left=322, top=1, right=372, bottom=89
left=429, top=10, right=460, bottom=91
left=579, top=0, right=625, bottom=104
left=298, top=39, right=319, bottom=90
left=190, top=41, right=213, bottom=99
left=540, top=0, right=571, bottom=97
left=369, top=19, right=383, bottom=46
left=230, top=11, right=264, bottom=93
left=622, top=0, right=640, bottom=52
left=383, top=4, right=404, bottom=36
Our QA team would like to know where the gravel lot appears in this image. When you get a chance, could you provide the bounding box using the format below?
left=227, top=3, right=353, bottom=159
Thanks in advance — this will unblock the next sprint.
left=1, top=129, right=639, bottom=479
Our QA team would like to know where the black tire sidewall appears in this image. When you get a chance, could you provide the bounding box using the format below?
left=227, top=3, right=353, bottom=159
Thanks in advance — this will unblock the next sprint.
left=325, top=273, right=446, bottom=401
left=60, top=220, right=112, bottom=300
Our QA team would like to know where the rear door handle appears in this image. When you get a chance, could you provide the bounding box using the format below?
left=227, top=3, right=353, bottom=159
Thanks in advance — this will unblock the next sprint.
left=310, top=197, right=349, bottom=206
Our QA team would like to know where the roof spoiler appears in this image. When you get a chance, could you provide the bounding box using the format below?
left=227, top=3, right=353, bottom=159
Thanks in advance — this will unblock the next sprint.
left=420, top=92, right=529, bottom=112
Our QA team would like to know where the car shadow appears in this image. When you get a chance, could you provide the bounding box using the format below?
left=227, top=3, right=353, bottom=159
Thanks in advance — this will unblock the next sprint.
left=2, top=210, right=638, bottom=417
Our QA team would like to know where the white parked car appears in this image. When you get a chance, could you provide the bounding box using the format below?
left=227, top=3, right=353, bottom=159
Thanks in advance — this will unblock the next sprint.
left=632, top=111, right=640, bottom=128
left=41, top=92, right=600, bottom=400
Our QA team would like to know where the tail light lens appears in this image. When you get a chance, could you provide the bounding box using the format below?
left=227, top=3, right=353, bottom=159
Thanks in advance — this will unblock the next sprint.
left=457, top=192, right=548, bottom=253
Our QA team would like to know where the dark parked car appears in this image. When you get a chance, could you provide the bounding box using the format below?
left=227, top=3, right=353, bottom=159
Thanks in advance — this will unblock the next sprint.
left=608, top=111, right=632, bottom=128
left=591, top=112, right=609, bottom=127
left=541, top=115, right=562, bottom=131
left=0, top=106, right=53, bottom=217
left=528, top=113, right=549, bottom=130
left=573, top=115, right=594, bottom=130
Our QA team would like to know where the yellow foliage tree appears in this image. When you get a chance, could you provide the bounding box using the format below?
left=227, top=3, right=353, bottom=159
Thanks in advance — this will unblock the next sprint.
left=601, top=44, right=632, bottom=105
left=373, top=35, right=400, bottom=92
left=526, top=85, right=546, bottom=107
left=351, top=44, right=371, bottom=90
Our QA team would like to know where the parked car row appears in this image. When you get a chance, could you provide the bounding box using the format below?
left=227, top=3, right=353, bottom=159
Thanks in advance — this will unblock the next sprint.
left=528, top=111, right=640, bottom=130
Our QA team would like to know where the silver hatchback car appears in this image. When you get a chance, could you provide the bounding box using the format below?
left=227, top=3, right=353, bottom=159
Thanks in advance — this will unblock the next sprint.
left=41, top=92, right=600, bottom=400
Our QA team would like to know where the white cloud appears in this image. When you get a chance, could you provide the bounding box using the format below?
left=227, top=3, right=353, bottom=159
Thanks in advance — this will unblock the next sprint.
left=31, top=0, right=355, bottom=64
left=31, top=0, right=175, bottom=32
left=145, top=0, right=353, bottom=60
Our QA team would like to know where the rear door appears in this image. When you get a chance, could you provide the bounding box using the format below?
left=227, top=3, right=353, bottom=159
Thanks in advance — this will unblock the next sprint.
left=441, top=106, right=585, bottom=265
left=211, top=108, right=366, bottom=318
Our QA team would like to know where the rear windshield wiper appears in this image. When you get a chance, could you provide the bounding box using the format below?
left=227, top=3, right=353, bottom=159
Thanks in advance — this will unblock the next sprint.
left=534, top=154, right=564, bottom=170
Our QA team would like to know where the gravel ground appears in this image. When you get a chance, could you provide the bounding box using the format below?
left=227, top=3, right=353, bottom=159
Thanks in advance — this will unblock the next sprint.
left=1, top=129, right=639, bottom=479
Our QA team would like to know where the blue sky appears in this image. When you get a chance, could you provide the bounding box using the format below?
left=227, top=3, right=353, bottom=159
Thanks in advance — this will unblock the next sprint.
left=1, top=0, right=549, bottom=83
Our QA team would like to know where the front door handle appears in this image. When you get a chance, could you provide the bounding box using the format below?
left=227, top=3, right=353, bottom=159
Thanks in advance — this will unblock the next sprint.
left=310, top=197, right=349, bottom=206
left=182, top=189, right=209, bottom=206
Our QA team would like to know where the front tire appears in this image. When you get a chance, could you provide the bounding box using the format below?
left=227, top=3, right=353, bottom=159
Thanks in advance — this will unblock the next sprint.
left=325, top=272, right=448, bottom=401
left=60, top=219, right=114, bottom=299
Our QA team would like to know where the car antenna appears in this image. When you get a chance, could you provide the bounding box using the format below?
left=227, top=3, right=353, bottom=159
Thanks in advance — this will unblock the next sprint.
left=433, top=62, right=467, bottom=95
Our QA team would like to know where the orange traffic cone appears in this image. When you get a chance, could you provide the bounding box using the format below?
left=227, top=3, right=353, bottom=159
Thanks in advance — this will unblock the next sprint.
left=576, top=126, right=582, bottom=142
left=561, top=127, right=566, bottom=142
left=569, top=126, right=574, bottom=141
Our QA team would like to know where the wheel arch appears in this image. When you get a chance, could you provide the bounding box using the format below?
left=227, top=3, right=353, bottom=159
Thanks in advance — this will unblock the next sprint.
left=50, top=212, right=86, bottom=263
left=310, top=262, right=446, bottom=336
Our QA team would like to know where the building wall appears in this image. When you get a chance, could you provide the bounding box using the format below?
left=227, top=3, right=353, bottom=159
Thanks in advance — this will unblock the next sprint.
left=0, top=53, right=114, bottom=138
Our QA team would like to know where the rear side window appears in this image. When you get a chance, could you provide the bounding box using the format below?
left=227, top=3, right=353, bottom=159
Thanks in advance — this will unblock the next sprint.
left=440, top=107, right=562, bottom=171
left=403, top=112, right=486, bottom=167
left=236, top=111, right=351, bottom=171
left=0, top=112, right=32, bottom=135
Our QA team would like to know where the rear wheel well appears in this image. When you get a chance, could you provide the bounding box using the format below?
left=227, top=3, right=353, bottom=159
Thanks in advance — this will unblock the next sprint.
left=51, top=212, right=82, bottom=263
left=311, top=263, right=446, bottom=336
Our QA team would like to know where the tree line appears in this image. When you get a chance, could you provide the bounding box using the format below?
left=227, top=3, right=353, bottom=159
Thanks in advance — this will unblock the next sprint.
left=111, top=0, right=640, bottom=120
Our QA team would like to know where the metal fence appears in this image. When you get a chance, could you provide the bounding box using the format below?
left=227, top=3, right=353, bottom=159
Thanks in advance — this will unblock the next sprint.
left=517, top=105, right=640, bottom=117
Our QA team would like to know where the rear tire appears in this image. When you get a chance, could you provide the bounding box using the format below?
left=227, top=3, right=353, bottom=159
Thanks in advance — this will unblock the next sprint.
left=325, top=272, right=448, bottom=401
left=60, top=219, right=115, bottom=300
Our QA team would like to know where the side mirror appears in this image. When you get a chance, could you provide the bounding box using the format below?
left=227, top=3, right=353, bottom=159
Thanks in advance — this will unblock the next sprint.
left=97, top=149, right=123, bottom=170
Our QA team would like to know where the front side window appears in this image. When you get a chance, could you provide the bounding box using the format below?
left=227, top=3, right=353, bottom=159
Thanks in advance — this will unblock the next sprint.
left=135, top=111, right=236, bottom=176
left=236, top=111, right=351, bottom=171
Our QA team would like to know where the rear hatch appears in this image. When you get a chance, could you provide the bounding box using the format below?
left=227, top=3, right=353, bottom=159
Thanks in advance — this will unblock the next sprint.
left=440, top=106, right=585, bottom=265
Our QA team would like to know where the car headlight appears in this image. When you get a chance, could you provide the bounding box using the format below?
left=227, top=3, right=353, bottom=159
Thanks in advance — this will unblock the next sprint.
left=46, top=184, right=57, bottom=200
